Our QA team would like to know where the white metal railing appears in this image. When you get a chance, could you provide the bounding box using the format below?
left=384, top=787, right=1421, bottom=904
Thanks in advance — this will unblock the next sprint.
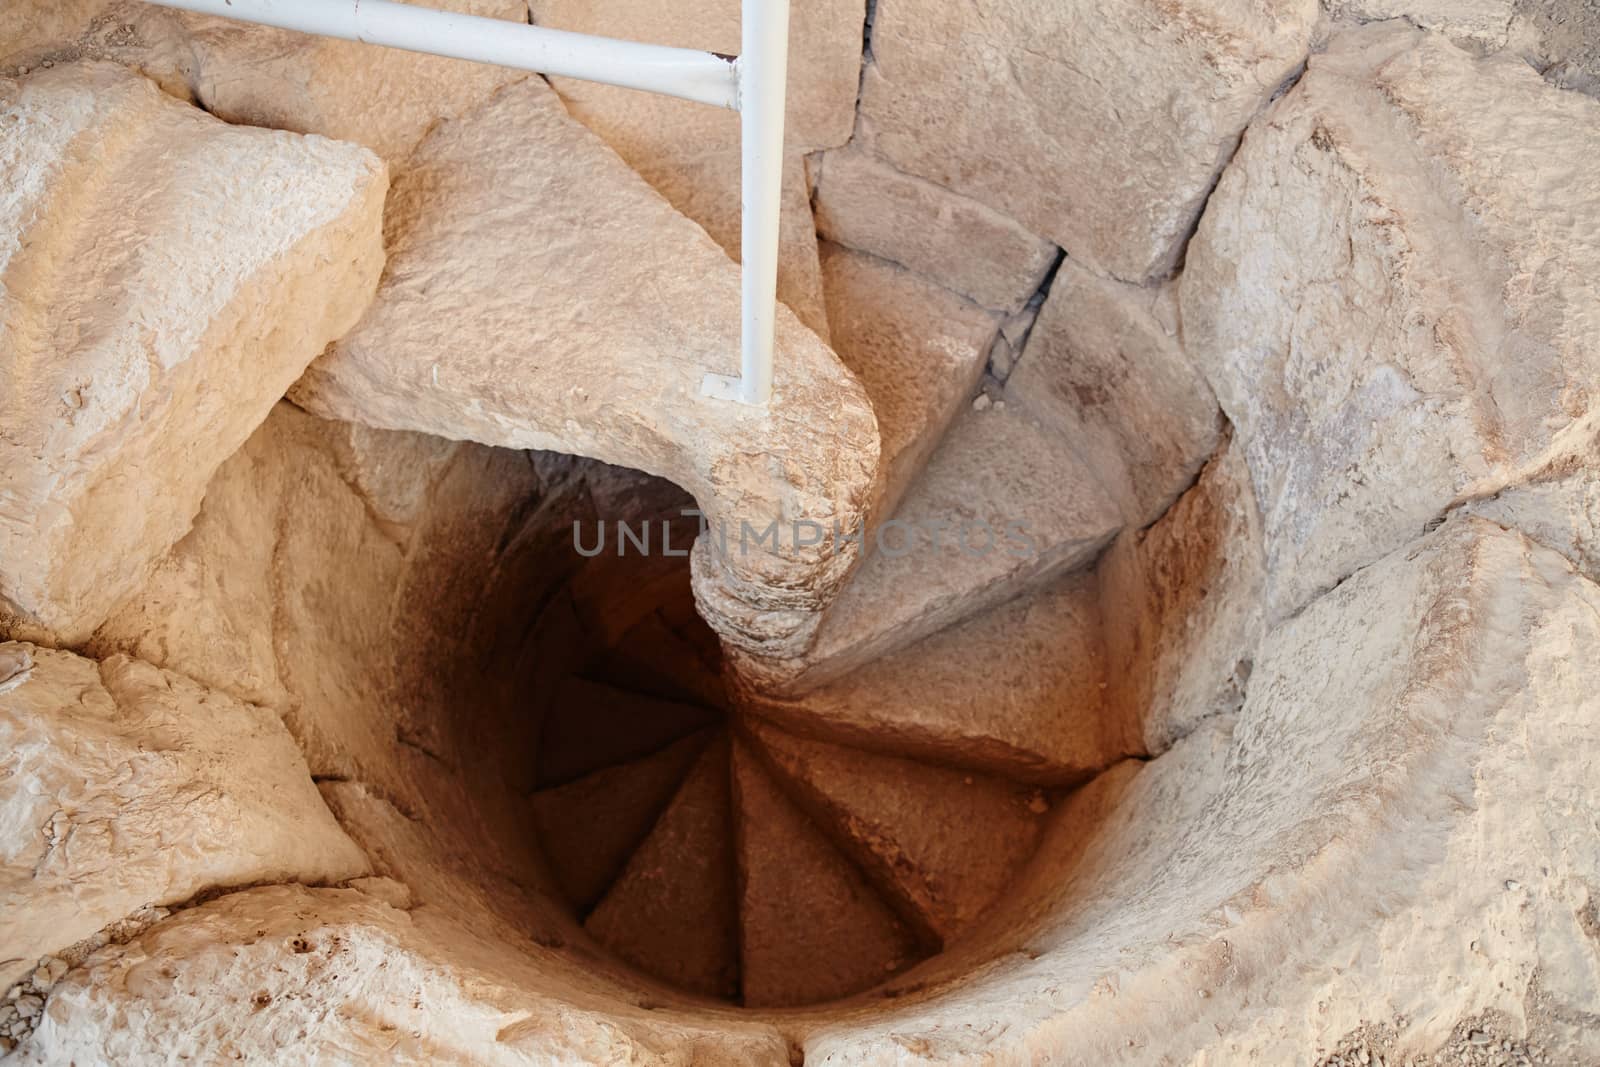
left=140, top=0, right=788, bottom=407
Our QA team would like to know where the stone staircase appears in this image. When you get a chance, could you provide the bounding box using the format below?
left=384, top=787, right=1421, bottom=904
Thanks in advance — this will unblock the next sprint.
left=526, top=588, right=1058, bottom=1008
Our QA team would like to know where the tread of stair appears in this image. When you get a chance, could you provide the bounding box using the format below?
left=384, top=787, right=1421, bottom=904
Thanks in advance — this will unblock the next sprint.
left=584, top=736, right=740, bottom=1000
left=731, top=741, right=922, bottom=1008
left=742, top=719, right=1049, bottom=946
left=530, top=730, right=711, bottom=912
left=752, top=569, right=1134, bottom=785
left=819, top=241, right=997, bottom=522
left=796, top=405, right=1121, bottom=691
left=597, top=611, right=727, bottom=711
left=534, top=677, right=717, bottom=788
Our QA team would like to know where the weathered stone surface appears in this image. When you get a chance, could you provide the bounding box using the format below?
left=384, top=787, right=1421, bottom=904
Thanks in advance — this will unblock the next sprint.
left=858, top=0, right=1317, bottom=282
left=1098, top=437, right=1267, bottom=752
left=0, top=62, right=386, bottom=642
left=88, top=401, right=569, bottom=876
left=1511, top=0, right=1600, bottom=96
left=19, top=884, right=792, bottom=1065
left=1327, top=0, right=1516, bottom=49
left=753, top=570, right=1130, bottom=784
left=807, top=520, right=1600, bottom=1064
left=820, top=242, right=998, bottom=524
left=586, top=738, right=740, bottom=1000
left=532, top=731, right=709, bottom=912
left=290, top=78, right=879, bottom=665
left=786, top=405, right=1120, bottom=691
left=0, top=1, right=198, bottom=99
left=0, top=645, right=369, bottom=990
left=528, top=0, right=863, bottom=339
left=744, top=720, right=1048, bottom=946
left=1006, top=262, right=1220, bottom=527
left=1182, top=23, right=1600, bottom=620
left=187, top=0, right=527, bottom=162
left=731, top=743, right=920, bottom=1007
left=1467, top=436, right=1600, bottom=583
left=814, top=148, right=1058, bottom=314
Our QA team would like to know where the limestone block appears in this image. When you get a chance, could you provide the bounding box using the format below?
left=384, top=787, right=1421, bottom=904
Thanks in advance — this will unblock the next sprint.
left=18, top=885, right=792, bottom=1065
left=185, top=0, right=529, bottom=162
left=807, top=520, right=1600, bottom=1064
left=528, top=0, right=864, bottom=338
left=1326, top=0, right=1516, bottom=49
left=820, top=242, right=998, bottom=525
left=0, top=645, right=369, bottom=991
left=789, top=405, right=1120, bottom=691
left=1006, top=262, right=1221, bottom=527
left=752, top=570, right=1128, bottom=785
left=1181, top=23, right=1600, bottom=620
left=291, top=79, right=879, bottom=663
left=0, top=1, right=200, bottom=100
left=732, top=743, right=920, bottom=1007
left=814, top=148, right=1058, bottom=314
left=744, top=719, right=1048, bottom=946
left=0, top=62, right=386, bottom=642
left=585, top=739, right=740, bottom=1000
left=858, top=0, right=1317, bottom=282
left=1467, top=435, right=1600, bottom=583
left=1097, top=437, right=1267, bottom=753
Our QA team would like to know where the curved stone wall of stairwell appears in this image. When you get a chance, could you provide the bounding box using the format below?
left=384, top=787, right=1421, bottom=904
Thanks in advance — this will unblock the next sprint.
left=4, top=1, right=1600, bottom=1064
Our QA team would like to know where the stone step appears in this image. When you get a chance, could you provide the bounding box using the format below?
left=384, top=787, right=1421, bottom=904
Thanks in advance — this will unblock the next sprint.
left=584, top=737, right=740, bottom=1000
left=534, top=678, right=717, bottom=788
left=788, top=405, right=1121, bottom=692
left=0, top=62, right=386, bottom=643
left=597, top=611, right=728, bottom=711
left=530, top=730, right=712, bottom=913
left=730, top=741, right=922, bottom=1007
left=287, top=76, right=879, bottom=668
left=751, top=569, right=1133, bottom=785
left=819, top=242, right=998, bottom=525
left=741, top=719, right=1050, bottom=946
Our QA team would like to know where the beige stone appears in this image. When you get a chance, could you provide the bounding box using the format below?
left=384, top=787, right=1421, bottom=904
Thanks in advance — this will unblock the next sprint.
left=19, top=885, right=792, bottom=1065
left=814, top=148, right=1058, bottom=313
left=786, top=405, right=1120, bottom=691
left=1006, top=262, right=1221, bottom=527
left=820, top=242, right=998, bottom=524
left=586, top=738, right=740, bottom=1000
left=1182, top=23, right=1600, bottom=620
left=731, top=742, right=921, bottom=1007
left=743, top=719, right=1048, bottom=946
left=752, top=570, right=1129, bottom=785
left=0, top=2, right=200, bottom=101
left=0, top=645, right=369, bottom=990
left=807, top=520, right=1600, bottom=1064
left=185, top=1, right=528, bottom=162
left=531, top=731, right=711, bottom=911
left=1098, top=437, right=1267, bottom=752
left=1466, top=433, right=1600, bottom=583
left=1328, top=0, right=1516, bottom=48
left=290, top=78, right=879, bottom=665
left=528, top=0, right=864, bottom=339
left=858, top=0, right=1317, bottom=282
left=0, top=62, right=386, bottom=642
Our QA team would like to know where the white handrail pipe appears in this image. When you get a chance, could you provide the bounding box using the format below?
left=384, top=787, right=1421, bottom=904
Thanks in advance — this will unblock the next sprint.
left=701, top=0, right=788, bottom=408
left=138, top=0, right=740, bottom=110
